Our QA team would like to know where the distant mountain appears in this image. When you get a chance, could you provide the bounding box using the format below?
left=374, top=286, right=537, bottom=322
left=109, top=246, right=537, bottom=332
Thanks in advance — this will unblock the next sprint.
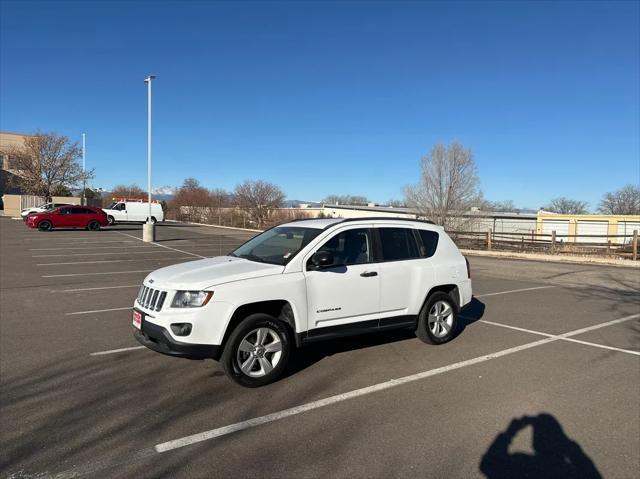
left=153, top=185, right=177, bottom=195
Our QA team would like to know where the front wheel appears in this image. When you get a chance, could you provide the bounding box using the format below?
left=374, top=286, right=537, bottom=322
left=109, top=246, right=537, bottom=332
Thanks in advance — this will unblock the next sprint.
left=38, top=220, right=53, bottom=231
left=416, top=292, right=460, bottom=345
left=107, top=215, right=115, bottom=225
left=221, top=313, right=292, bottom=387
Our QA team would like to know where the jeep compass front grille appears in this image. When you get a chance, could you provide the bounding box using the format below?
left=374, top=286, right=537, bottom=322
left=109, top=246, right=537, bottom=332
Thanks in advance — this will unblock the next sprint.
left=137, top=285, right=167, bottom=312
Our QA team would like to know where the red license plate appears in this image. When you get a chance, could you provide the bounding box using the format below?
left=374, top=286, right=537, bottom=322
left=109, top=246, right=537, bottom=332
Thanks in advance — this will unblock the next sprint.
left=132, top=310, right=142, bottom=330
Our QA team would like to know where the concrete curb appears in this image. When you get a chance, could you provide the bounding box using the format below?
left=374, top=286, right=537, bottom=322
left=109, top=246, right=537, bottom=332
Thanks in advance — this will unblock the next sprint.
left=461, top=249, right=639, bottom=268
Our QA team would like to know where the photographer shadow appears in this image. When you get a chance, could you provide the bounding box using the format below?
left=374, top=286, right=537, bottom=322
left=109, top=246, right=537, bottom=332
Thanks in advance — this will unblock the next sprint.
left=480, top=413, right=602, bottom=479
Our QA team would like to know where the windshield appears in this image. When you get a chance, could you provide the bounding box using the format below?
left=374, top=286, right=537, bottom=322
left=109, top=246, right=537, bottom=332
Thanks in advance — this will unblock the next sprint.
left=104, top=202, right=117, bottom=209
left=231, top=226, right=322, bottom=266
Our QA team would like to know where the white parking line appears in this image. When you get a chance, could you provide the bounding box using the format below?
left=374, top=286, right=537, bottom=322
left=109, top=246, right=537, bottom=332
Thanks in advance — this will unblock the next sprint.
left=89, top=346, right=146, bottom=356
left=37, top=257, right=192, bottom=266
left=475, top=286, right=554, bottom=298
left=24, top=239, right=138, bottom=244
left=30, top=245, right=157, bottom=251
left=34, top=251, right=187, bottom=257
left=52, top=285, right=140, bottom=292
left=114, top=231, right=207, bottom=259
left=43, top=270, right=153, bottom=278
left=66, top=307, right=131, bottom=316
left=479, top=319, right=640, bottom=356
left=152, top=313, right=640, bottom=454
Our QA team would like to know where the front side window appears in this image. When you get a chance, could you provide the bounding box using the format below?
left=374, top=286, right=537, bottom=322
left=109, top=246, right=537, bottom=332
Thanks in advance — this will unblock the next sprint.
left=59, top=207, right=72, bottom=215
left=231, top=226, right=322, bottom=266
left=316, top=228, right=372, bottom=267
left=379, top=227, right=419, bottom=261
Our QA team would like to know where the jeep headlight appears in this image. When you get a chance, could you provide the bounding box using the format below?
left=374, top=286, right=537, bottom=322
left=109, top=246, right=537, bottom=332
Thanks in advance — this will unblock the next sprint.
left=171, top=291, right=213, bottom=308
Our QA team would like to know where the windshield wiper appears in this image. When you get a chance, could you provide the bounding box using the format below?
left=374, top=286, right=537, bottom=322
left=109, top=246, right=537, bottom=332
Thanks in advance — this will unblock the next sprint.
left=238, top=254, right=267, bottom=263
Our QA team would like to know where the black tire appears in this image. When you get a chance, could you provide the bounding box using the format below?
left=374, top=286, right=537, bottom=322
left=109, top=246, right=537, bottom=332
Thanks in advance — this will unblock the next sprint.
left=87, top=220, right=100, bottom=231
left=416, top=291, right=460, bottom=345
left=38, top=220, right=53, bottom=231
left=150, top=216, right=157, bottom=224
left=107, top=215, right=115, bottom=225
left=221, top=313, right=292, bottom=387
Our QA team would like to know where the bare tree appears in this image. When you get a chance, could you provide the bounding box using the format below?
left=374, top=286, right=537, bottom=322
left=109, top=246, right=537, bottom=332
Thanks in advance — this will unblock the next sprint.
left=598, top=184, right=640, bottom=215
left=488, top=200, right=518, bottom=212
left=234, top=180, right=285, bottom=228
left=322, top=194, right=370, bottom=206
left=544, top=197, right=588, bottom=214
left=385, top=199, right=406, bottom=208
left=105, top=184, right=147, bottom=205
left=171, top=178, right=211, bottom=221
left=6, top=131, right=93, bottom=198
left=174, top=178, right=209, bottom=207
left=209, top=188, right=230, bottom=208
left=404, top=142, right=483, bottom=229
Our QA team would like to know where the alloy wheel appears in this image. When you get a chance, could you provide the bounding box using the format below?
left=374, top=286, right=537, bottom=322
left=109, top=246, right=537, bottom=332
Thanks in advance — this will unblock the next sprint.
left=236, top=327, right=283, bottom=377
left=428, top=300, right=454, bottom=338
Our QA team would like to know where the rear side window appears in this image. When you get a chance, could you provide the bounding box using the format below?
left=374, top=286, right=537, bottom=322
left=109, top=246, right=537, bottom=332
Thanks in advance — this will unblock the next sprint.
left=417, top=230, right=439, bottom=258
left=71, top=208, right=89, bottom=214
left=379, top=228, right=419, bottom=261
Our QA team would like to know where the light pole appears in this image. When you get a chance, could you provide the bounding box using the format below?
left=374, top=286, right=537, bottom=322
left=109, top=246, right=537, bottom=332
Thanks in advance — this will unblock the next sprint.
left=81, top=133, right=86, bottom=206
left=143, top=74, right=156, bottom=242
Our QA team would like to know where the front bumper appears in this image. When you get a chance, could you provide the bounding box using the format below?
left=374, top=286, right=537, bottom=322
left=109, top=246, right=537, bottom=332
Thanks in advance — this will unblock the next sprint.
left=134, top=315, right=221, bottom=360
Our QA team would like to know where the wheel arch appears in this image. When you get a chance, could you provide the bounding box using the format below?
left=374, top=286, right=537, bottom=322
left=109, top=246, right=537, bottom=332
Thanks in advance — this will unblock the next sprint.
left=420, top=284, right=461, bottom=313
left=221, top=300, right=300, bottom=351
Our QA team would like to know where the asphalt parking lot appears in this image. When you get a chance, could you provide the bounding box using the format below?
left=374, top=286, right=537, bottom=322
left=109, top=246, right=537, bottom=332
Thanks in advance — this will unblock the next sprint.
left=1, top=217, right=639, bottom=479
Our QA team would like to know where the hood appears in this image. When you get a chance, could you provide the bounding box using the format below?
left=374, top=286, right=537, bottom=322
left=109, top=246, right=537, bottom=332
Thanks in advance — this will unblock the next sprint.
left=144, top=256, right=284, bottom=291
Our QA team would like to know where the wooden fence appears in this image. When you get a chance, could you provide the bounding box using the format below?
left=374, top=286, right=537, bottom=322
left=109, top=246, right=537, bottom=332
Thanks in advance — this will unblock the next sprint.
left=448, top=228, right=639, bottom=261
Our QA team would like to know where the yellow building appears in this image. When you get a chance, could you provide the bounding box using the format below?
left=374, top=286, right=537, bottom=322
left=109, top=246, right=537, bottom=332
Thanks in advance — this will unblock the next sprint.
left=0, top=131, right=31, bottom=174
left=536, top=212, right=640, bottom=244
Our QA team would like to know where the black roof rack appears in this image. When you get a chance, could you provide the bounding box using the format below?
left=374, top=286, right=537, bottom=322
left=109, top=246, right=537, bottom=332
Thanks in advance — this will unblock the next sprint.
left=280, top=216, right=436, bottom=228
left=325, top=217, right=435, bottom=229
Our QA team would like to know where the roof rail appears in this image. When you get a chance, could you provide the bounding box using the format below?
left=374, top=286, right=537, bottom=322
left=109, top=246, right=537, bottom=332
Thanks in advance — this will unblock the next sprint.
left=327, top=217, right=435, bottom=228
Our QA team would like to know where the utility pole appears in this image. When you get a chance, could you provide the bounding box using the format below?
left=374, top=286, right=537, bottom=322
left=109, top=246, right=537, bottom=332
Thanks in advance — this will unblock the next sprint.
left=82, top=133, right=86, bottom=206
left=143, top=75, right=156, bottom=242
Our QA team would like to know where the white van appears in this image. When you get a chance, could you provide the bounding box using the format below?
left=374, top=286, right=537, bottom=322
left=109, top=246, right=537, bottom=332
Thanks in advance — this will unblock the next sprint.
left=103, top=199, right=164, bottom=225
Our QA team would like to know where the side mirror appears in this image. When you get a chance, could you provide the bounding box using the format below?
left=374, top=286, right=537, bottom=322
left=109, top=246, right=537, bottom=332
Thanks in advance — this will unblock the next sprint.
left=311, top=251, right=334, bottom=269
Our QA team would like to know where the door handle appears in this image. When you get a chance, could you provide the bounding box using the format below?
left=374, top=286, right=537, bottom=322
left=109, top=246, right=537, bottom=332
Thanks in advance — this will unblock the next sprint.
left=360, top=271, right=378, bottom=277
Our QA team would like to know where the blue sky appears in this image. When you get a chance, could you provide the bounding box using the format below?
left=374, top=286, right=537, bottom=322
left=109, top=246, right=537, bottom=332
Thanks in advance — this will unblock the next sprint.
left=1, top=0, right=638, bottom=209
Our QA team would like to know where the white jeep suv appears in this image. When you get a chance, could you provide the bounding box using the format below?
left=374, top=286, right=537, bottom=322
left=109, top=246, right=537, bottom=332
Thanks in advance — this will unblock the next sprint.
left=133, top=218, right=472, bottom=387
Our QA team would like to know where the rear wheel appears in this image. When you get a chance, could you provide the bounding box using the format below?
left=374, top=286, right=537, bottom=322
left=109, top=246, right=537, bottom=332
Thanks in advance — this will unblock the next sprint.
left=107, top=215, right=115, bottom=225
left=38, top=220, right=52, bottom=231
left=87, top=220, right=100, bottom=231
left=221, top=313, right=291, bottom=387
left=416, top=292, right=459, bottom=345
left=149, top=216, right=157, bottom=224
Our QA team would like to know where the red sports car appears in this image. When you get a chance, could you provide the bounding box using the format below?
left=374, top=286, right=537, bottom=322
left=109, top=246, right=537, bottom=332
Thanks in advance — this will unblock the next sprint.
left=26, top=205, right=109, bottom=231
